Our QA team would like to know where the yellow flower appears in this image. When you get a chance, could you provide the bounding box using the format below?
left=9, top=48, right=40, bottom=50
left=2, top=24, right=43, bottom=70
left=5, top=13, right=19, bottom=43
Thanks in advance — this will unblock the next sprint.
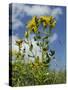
left=26, top=16, right=56, bottom=34
left=50, top=19, right=56, bottom=28
left=43, top=21, right=47, bottom=28
left=33, top=26, right=38, bottom=33
left=26, top=16, right=38, bottom=33
left=40, top=16, right=51, bottom=25
left=40, top=16, right=56, bottom=29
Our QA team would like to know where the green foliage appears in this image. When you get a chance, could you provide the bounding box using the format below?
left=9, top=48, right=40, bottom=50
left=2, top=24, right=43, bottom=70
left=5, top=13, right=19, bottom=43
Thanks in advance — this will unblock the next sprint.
left=11, top=61, right=66, bottom=86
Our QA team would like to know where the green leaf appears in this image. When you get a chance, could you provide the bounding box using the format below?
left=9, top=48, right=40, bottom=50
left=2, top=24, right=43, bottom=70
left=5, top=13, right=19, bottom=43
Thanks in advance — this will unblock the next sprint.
left=25, top=31, right=29, bottom=38
left=37, top=43, right=39, bottom=46
left=44, top=36, right=48, bottom=39
left=30, top=44, right=33, bottom=51
left=43, top=48, right=48, bottom=51
left=34, top=36, right=37, bottom=41
left=37, top=35, right=41, bottom=39
left=50, top=50, right=55, bottom=56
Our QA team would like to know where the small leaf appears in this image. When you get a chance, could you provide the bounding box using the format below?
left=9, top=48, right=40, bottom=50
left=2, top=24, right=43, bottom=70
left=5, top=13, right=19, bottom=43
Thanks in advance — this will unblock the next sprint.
left=25, top=31, right=29, bottom=38
left=37, top=31, right=40, bottom=34
left=46, top=41, right=49, bottom=45
left=34, top=36, right=37, bottom=41
left=43, top=48, right=48, bottom=51
left=37, top=43, right=39, bottom=46
left=30, top=44, right=33, bottom=51
left=50, top=49, right=55, bottom=56
left=37, top=35, right=41, bottom=39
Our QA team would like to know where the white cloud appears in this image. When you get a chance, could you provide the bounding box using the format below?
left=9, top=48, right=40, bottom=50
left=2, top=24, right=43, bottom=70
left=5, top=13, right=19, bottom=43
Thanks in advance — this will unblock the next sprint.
left=24, top=5, right=51, bottom=16
left=49, top=33, right=58, bottom=43
left=22, top=38, right=42, bottom=63
left=12, top=4, right=24, bottom=18
left=12, top=4, right=24, bottom=30
left=23, top=5, right=62, bottom=18
left=12, top=18, right=24, bottom=30
left=10, top=35, right=42, bottom=62
left=51, top=8, right=62, bottom=19
left=9, top=35, right=19, bottom=51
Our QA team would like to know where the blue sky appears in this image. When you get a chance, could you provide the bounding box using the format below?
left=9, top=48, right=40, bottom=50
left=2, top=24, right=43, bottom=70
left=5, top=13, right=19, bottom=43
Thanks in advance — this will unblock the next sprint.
left=9, top=4, right=66, bottom=71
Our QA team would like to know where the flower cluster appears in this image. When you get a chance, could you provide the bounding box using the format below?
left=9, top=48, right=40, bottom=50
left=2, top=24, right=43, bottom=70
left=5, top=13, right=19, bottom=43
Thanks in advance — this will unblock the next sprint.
left=26, top=16, right=38, bottom=33
left=26, top=16, right=56, bottom=34
left=39, top=16, right=56, bottom=29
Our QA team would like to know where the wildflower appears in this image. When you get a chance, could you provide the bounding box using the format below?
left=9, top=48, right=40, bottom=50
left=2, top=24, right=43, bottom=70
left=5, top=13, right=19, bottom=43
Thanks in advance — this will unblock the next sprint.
left=50, top=19, right=56, bottom=29
left=40, top=16, right=56, bottom=29
left=40, top=16, right=50, bottom=27
left=26, top=16, right=38, bottom=33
